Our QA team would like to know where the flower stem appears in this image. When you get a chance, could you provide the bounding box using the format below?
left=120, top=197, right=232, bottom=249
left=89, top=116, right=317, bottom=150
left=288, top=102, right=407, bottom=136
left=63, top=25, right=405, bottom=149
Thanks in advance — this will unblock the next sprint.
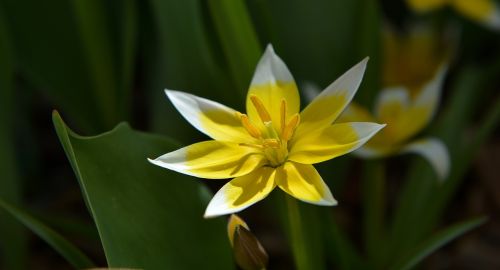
left=362, top=160, right=386, bottom=268
left=285, top=195, right=312, bottom=270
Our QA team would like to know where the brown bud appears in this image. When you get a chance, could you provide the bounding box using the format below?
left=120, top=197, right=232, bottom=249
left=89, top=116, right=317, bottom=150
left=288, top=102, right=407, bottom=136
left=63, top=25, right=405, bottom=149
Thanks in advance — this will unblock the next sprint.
left=227, top=215, right=268, bottom=270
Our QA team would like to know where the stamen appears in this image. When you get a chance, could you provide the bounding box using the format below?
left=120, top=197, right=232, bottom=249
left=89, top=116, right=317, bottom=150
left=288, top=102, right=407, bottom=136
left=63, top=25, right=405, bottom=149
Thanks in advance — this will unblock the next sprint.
left=250, top=95, right=272, bottom=123
left=282, top=113, right=300, bottom=141
left=240, top=114, right=261, bottom=138
left=263, top=139, right=280, bottom=149
left=239, top=143, right=264, bottom=149
left=280, top=99, right=286, bottom=135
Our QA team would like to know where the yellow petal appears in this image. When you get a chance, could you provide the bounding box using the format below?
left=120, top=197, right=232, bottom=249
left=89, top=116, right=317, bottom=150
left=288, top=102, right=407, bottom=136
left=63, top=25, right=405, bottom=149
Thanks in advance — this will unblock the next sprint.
left=289, top=122, right=385, bottom=164
left=407, top=0, right=449, bottom=12
left=204, top=167, right=276, bottom=217
left=452, top=0, right=500, bottom=29
left=246, top=45, right=300, bottom=131
left=276, top=162, right=336, bottom=205
left=148, top=141, right=265, bottom=179
left=378, top=66, right=446, bottom=143
left=166, top=90, right=253, bottom=143
left=296, top=58, right=368, bottom=137
left=337, top=102, right=376, bottom=123
left=375, top=87, right=411, bottom=124
left=401, top=138, right=450, bottom=181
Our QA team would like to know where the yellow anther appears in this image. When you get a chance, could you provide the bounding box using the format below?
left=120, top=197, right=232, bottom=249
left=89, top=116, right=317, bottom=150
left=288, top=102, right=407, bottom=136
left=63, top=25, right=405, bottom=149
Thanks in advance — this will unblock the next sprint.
left=280, top=99, right=287, bottom=135
left=241, top=114, right=261, bottom=139
left=282, top=114, right=300, bottom=141
left=263, top=139, right=280, bottom=149
left=250, top=95, right=272, bottom=123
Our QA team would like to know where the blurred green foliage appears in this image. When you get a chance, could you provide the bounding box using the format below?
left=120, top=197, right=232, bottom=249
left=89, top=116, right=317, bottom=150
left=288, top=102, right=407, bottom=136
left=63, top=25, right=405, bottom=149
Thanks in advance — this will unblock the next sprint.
left=0, top=0, right=498, bottom=269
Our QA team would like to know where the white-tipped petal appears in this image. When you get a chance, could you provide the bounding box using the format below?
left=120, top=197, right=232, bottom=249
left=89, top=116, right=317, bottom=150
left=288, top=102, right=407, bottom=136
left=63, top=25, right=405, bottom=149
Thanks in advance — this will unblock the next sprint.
left=246, top=45, right=300, bottom=129
left=165, top=89, right=251, bottom=142
left=289, top=122, right=386, bottom=164
left=401, top=138, right=450, bottom=181
left=297, top=58, right=369, bottom=135
left=148, top=141, right=265, bottom=179
left=250, top=44, right=295, bottom=86
left=204, top=167, right=276, bottom=218
left=375, top=87, right=410, bottom=120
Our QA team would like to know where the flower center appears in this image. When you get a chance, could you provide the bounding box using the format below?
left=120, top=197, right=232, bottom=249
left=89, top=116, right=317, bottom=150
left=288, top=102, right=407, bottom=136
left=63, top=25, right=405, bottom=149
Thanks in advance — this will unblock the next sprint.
left=238, top=95, right=300, bottom=167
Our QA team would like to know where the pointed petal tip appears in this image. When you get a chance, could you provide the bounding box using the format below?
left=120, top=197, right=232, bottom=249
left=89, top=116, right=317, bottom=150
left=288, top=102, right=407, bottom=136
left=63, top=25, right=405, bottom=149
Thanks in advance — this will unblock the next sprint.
left=265, top=43, right=275, bottom=53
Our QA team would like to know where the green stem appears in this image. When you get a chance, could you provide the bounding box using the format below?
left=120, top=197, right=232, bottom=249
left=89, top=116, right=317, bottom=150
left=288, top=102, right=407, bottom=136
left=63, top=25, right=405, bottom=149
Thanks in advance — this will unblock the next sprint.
left=362, top=160, right=386, bottom=268
left=285, top=196, right=311, bottom=270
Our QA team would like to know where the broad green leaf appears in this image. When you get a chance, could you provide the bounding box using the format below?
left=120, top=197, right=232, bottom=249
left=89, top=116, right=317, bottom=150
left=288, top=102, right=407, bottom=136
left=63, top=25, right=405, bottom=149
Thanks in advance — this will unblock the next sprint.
left=389, top=217, right=486, bottom=270
left=53, top=112, right=233, bottom=269
left=207, top=0, right=261, bottom=98
left=0, top=8, right=28, bottom=270
left=0, top=198, right=94, bottom=269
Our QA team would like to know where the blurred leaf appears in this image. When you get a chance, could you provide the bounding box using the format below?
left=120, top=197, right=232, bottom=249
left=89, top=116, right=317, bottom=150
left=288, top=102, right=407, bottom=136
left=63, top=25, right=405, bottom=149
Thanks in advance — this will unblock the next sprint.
left=144, top=0, right=230, bottom=141
left=72, top=0, right=120, bottom=126
left=325, top=213, right=366, bottom=270
left=261, top=0, right=362, bottom=93
left=389, top=216, right=486, bottom=270
left=389, top=67, right=488, bottom=258
left=0, top=198, right=95, bottom=269
left=0, top=7, right=27, bottom=269
left=207, top=0, right=261, bottom=98
left=362, top=160, right=386, bottom=268
left=353, top=0, right=381, bottom=107
left=53, top=112, right=233, bottom=269
left=2, top=0, right=135, bottom=132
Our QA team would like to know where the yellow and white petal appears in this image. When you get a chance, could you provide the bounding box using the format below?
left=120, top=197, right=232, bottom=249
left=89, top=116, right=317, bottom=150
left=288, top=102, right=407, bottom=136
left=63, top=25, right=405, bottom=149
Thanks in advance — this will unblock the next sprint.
left=148, top=141, right=265, bottom=179
left=337, top=102, right=376, bottom=123
left=413, top=64, right=447, bottom=123
left=289, top=122, right=386, bottom=164
left=276, top=162, right=336, bottom=205
left=165, top=89, right=252, bottom=143
left=297, top=58, right=368, bottom=136
left=204, top=167, right=277, bottom=218
left=400, top=138, right=450, bottom=181
left=407, top=0, right=449, bottom=12
left=374, top=87, right=410, bottom=122
left=354, top=144, right=396, bottom=158
left=246, top=44, right=300, bottom=130
left=452, top=0, right=500, bottom=30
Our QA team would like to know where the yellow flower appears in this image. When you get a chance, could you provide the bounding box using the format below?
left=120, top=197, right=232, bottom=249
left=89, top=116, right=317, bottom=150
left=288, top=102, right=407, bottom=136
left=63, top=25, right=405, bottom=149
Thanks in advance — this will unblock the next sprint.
left=338, top=29, right=450, bottom=180
left=149, top=45, right=385, bottom=217
left=407, top=0, right=500, bottom=30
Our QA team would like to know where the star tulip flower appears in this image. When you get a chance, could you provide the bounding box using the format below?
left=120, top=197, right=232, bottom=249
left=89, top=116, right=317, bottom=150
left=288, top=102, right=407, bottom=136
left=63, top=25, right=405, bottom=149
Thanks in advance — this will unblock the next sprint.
left=338, top=29, right=450, bottom=180
left=149, top=45, right=385, bottom=217
left=407, top=0, right=500, bottom=30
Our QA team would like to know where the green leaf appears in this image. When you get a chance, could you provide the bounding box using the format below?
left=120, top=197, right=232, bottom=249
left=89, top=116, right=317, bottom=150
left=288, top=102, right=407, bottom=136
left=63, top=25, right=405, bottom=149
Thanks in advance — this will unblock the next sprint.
left=207, top=0, right=261, bottom=98
left=0, top=198, right=94, bottom=269
left=389, top=216, right=486, bottom=270
left=53, top=111, right=233, bottom=269
left=0, top=7, right=28, bottom=269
